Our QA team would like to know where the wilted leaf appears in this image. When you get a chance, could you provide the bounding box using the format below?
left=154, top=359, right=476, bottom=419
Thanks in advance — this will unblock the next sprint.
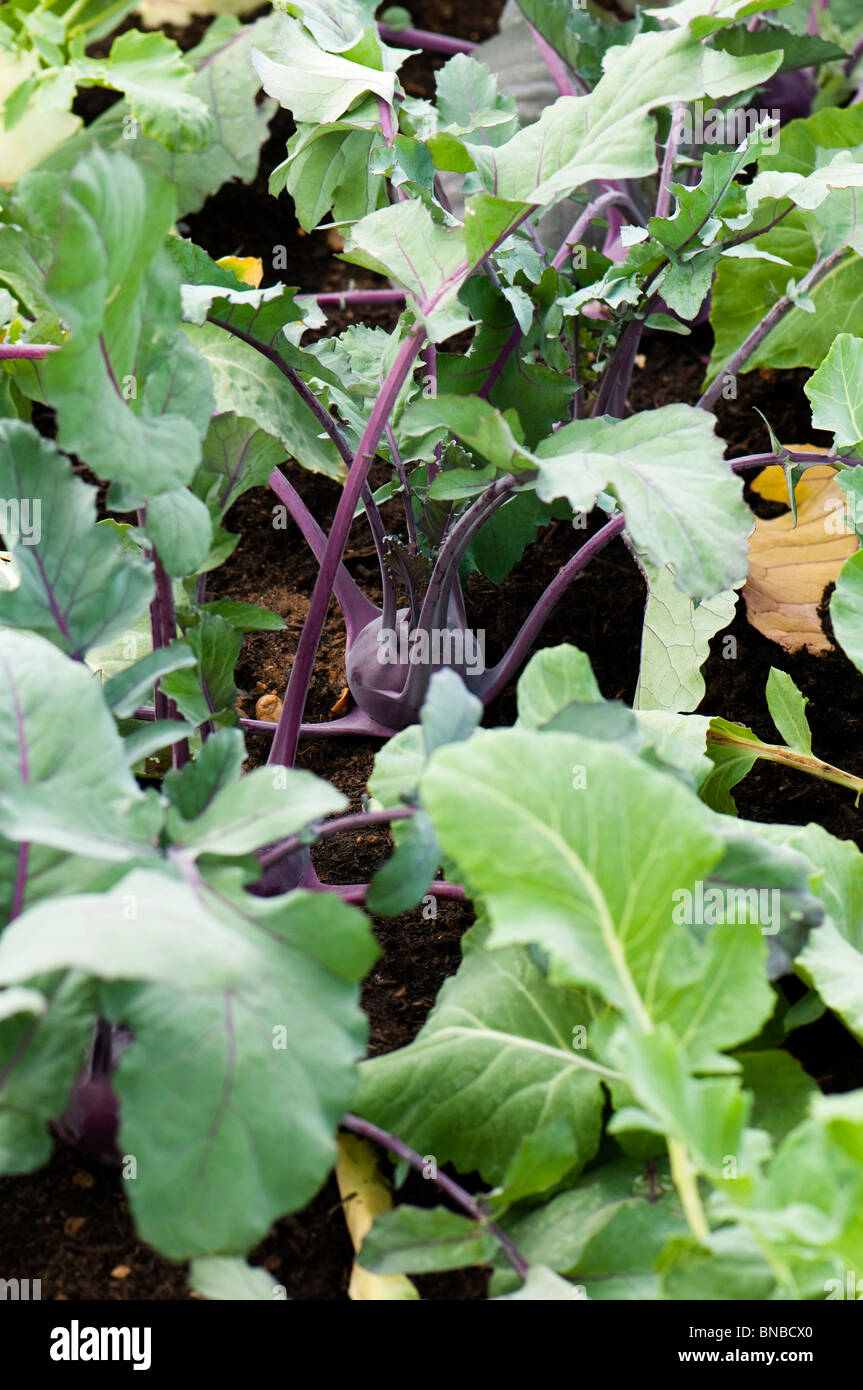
left=743, top=461, right=857, bottom=652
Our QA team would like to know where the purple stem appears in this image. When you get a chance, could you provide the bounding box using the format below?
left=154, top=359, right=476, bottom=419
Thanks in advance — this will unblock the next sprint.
left=526, top=19, right=584, bottom=97
left=268, top=325, right=427, bottom=767
left=655, top=104, right=686, bottom=222
left=0, top=343, right=61, bottom=360
left=341, top=1114, right=529, bottom=1282
left=477, top=513, right=626, bottom=705
left=377, top=24, right=476, bottom=56
left=152, top=552, right=189, bottom=770
left=296, top=289, right=406, bottom=309
left=259, top=805, right=417, bottom=870
left=268, top=469, right=380, bottom=643
left=133, top=703, right=398, bottom=740
left=698, top=246, right=849, bottom=411
left=378, top=97, right=396, bottom=147
left=551, top=190, right=642, bottom=273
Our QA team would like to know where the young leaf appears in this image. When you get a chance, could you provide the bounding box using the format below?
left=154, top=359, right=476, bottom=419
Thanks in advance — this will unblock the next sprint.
left=765, top=667, right=812, bottom=754
left=103, top=644, right=196, bottom=719
left=166, top=766, right=346, bottom=858
left=516, top=645, right=602, bottom=728
left=0, top=420, right=153, bottom=658
left=144, top=488, right=214, bottom=579
left=804, top=334, right=863, bottom=450
left=251, top=18, right=397, bottom=125
left=160, top=613, right=243, bottom=728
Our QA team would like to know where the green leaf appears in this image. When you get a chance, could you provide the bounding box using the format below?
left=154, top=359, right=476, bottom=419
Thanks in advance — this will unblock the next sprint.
left=492, top=1266, right=587, bottom=1300
left=73, top=30, right=212, bottom=152
left=646, top=0, right=792, bottom=38
left=40, top=15, right=277, bottom=218
left=144, top=488, right=214, bottom=579
left=364, top=808, right=441, bottom=917
left=0, top=867, right=269, bottom=992
left=0, top=631, right=158, bottom=888
left=198, top=600, right=285, bottom=632
left=189, top=1257, right=283, bottom=1300
left=166, top=766, right=345, bottom=858
left=708, top=107, right=863, bottom=378
left=122, top=719, right=195, bottom=767
left=765, top=667, right=812, bottom=754
left=357, top=922, right=605, bottom=1187
left=804, top=334, right=863, bottom=450
left=0, top=974, right=97, bottom=1173
left=492, top=1155, right=687, bottom=1300
left=421, top=729, right=773, bottom=1060
left=470, top=24, right=781, bottom=210
left=194, top=413, right=286, bottom=519
left=251, top=17, right=396, bottom=124
left=788, top=824, right=863, bottom=1045
left=408, top=398, right=750, bottom=599
left=516, top=645, right=602, bottom=728
left=162, top=727, right=246, bottom=821
left=185, top=323, right=342, bottom=480
left=534, top=406, right=751, bottom=600
left=161, top=613, right=243, bottom=728
left=700, top=717, right=761, bottom=814
left=343, top=192, right=526, bottom=340
left=420, top=667, right=482, bottom=756
left=0, top=420, right=153, bottom=658
left=736, top=1050, right=817, bottom=1145
left=830, top=549, right=863, bottom=674
left=359, top=1206, right=497, bottom=1275
left=14, top=150, right=213, bottom=501
left=103, top=643, right=196, bottom=718
left=104, top=887, right=375, bottom=1257
left=634, top=560, right=739, bottom=714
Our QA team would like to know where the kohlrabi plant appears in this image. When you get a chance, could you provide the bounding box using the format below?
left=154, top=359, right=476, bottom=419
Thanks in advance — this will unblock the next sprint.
left=3, top=0, right=863, bottom=1302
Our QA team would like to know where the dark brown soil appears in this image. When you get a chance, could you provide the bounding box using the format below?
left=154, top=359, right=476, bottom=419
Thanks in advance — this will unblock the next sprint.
left=6, top=0, right=863, bottom=1303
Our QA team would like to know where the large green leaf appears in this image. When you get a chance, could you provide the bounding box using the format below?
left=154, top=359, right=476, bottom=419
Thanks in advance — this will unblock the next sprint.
left=708, top=107, right=863, bottom=378
left=405, top=396, right=751, bottom=599
left=14, top=150, right=213, bottom=501
left=0, top=631, right=159, bottom=917
left=420, top=730, right=773, bottom=1060
left=39, top=15, right=277, bottom=218
left=0, top=870, right=263, bottom=992
left=73, top=30, right=212, bottom=152
left=0, top=420, right=153, bottom=658
left=104, top=886, right=375, bottom=1257
left=491, top=1155, right=688, bottom=1300
left=357, top=922, right=606, bottom=1187
left=469, top=25, right=781, bottom=210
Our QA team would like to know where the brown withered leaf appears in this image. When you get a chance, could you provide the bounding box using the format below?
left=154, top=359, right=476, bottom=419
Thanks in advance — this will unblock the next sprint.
left=743, top=458, right=858, bottom=653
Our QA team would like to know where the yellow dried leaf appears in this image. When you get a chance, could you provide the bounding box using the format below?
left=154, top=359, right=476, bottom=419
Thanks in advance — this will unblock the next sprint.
left=335, top=1133, right=420, bottom=1301
left=216, top=255, right=264, bottom=288
left=743, top=455, right=857, bottom=653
